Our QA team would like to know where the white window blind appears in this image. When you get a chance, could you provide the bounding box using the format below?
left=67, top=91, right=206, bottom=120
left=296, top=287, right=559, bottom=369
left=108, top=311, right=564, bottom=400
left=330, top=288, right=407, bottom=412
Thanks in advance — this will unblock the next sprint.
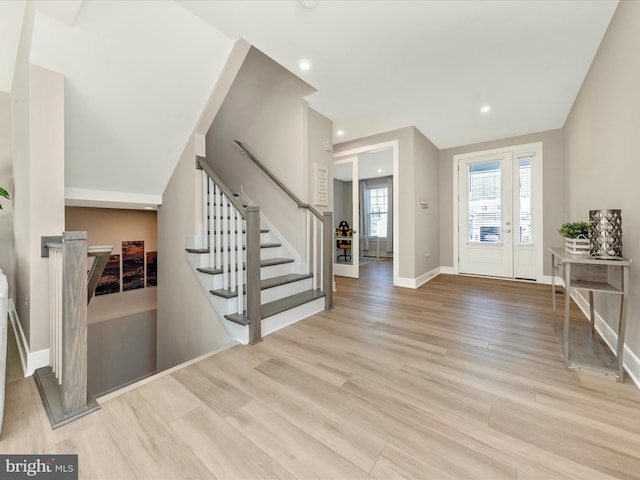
left=468, top=161, right=502, bottom=243
left=518, top=157, right=533, bottom=245
left=368, top=187, right=388, bottom=237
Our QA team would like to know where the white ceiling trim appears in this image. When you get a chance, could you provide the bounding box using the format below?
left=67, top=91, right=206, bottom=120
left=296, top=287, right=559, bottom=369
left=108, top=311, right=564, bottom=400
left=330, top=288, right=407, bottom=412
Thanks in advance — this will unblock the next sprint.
left=65, top=187, right=161, bottom=210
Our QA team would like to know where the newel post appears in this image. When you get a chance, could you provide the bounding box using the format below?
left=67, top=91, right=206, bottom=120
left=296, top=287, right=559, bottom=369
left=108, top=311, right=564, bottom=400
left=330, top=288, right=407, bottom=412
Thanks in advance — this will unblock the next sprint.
left=245, top=206, right=262, bottom=344
left=323, top=212, right=333, bottom=310
left=61, top=231, right=88, bottom=414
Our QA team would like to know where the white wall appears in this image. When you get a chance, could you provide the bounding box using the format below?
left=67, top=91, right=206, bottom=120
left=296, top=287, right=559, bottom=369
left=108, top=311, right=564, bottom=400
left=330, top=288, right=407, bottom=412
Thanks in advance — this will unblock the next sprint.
left=11, top=1, right=65, bottom=355
left=563, top=0, right=640, bottom=373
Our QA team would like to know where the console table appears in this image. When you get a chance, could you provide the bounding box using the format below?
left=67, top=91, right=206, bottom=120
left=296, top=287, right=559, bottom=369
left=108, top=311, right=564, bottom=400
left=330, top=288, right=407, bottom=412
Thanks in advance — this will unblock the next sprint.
left=549, top=247, right=631, bottom=382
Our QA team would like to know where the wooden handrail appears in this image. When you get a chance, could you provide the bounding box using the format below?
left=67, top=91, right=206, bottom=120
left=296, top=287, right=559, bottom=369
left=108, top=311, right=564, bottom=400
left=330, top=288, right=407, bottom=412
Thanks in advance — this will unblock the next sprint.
left=232, top=140, right=324, bottom=220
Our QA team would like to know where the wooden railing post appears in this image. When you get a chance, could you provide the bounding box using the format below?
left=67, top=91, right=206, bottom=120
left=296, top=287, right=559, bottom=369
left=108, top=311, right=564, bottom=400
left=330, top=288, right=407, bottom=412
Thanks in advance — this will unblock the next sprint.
left=245, top=206, right=262, bottom=344
left=61, top=231, right=88, bottom=414
left=322, top=212, right=333, bottom=310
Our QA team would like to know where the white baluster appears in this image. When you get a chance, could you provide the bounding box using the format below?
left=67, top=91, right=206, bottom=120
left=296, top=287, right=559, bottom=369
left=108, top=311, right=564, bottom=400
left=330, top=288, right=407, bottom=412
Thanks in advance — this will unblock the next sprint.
left=306, top=211, right=311, bottom=276
left=48, top=247, right=63, bottom=384
left=222, top=194, right=229, bottom=291
left=319, top=220, right=324, bottom=292
left=230, top=205, right=237, bottom=294
left=313, top=215, right=318, bottom=290
left=215, top=185, right=222, bottom=270
left=201, top=170, right=208, bottom=250
left=208, top=177, right=214, bottom=269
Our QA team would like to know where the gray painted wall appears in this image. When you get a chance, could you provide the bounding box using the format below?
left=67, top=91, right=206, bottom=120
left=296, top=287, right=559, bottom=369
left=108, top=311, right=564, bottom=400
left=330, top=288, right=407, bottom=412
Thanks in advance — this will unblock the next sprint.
left=0, top=93, right=14, bottom=294
left=413, top=129, right=440, bottom=277
left=563, top=1, right=640, bottom=361
left=333, top=179, right=352, bottom=230
left=205, top=47, right=317, bottom=261
left=88, top=309, right=156, bottom=398
left=439, top=129, right=564, bottom=276
left=157, top=137, right=231, bottom=371
left=334, top=127, right=415, bottom=279
left=156, top=41, right=252, bottom=371
left=334, top=126, right=440, bottom=281
left=308, top=108, right=334, bottom=212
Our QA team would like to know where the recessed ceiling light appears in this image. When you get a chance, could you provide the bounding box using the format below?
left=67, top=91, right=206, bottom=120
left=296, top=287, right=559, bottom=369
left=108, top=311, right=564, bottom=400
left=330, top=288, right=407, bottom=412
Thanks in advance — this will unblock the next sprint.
left=336, top=130, right=344, bottom=136
left=298, top=0, right=318, bottom=8
left=377, top=169, right=382, bottom=173
left=299, top=59, right=311, bottom=70
left=480, top=105, right=491, bottom=113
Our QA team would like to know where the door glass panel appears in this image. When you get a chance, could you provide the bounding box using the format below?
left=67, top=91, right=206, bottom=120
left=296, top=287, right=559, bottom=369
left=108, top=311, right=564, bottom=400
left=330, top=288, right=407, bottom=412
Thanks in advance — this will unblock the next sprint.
left=468, top=161, right=502, bottom=243
left=518, top=157, right=533, bottom=245
left=333, top=162, right=354, bottom=265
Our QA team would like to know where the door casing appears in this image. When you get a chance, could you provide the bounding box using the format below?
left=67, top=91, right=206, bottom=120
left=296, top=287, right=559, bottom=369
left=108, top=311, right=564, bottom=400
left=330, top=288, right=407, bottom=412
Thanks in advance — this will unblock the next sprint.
left=452, top=142, right=544, bottom=282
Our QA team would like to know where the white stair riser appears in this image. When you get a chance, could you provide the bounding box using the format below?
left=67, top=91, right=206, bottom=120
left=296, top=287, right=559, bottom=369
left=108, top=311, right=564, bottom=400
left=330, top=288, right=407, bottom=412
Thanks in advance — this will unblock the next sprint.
left=262, top=297, right=325, bottom=337
left=188, top=246, right=288, bottom=268
left=208, top=277, right=313, bottom=305
left=195, top=262, right=297, bottom=291
left=261, top=278, right=313, bottom=304
left=220, top=296, right=324, bottom=346
left=221, top=319, right=249, bottom=345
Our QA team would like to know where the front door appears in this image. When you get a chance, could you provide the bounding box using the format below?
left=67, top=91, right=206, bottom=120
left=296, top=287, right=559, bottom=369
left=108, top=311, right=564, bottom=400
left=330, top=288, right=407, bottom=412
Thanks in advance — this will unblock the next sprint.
left=457, top=146, right=540, bottom=280
left=459, top=153, right=514, bottom=277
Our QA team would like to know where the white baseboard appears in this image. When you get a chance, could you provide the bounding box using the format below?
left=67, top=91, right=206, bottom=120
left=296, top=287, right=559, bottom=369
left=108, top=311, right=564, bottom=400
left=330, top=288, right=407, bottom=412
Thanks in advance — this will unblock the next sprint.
left=440, top=266, right=456, bottom=275
left=396, top=267, right=441, bottom=289
left=570, top=290, right=640, bottom=389
left=8, top=300, right=49, bottom=377
left=541, top=275, right=565, bottom=286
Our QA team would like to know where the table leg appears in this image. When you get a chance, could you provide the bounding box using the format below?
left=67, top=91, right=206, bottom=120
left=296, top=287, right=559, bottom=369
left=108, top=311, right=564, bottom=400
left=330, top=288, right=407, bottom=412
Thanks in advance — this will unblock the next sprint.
left=589, top=290, right=595, bottom=334
left=563, top=262, right=571, bottom=367
left=616, top=265, right=629, bottom=382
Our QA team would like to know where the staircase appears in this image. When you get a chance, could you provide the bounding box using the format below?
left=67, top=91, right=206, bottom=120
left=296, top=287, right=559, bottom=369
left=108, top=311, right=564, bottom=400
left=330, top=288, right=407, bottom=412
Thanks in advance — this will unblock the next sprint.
left=186, top=143, right=332, bottom=345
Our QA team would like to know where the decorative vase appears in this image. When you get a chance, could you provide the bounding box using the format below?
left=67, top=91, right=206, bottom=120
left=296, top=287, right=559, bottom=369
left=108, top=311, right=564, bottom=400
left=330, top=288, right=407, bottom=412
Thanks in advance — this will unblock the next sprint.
left=589, top=209, right=622, bottom=258
left=564, top=237, right=589, bottom=255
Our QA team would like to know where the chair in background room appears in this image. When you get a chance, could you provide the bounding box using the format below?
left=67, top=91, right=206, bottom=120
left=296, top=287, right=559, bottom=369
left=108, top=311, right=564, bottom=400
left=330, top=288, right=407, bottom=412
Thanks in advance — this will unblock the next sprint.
left=335, top=220, right=352, bottom=262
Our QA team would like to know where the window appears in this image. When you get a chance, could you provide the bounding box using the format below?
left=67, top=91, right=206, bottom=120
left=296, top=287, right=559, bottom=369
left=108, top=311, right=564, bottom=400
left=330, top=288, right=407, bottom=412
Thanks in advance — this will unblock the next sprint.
left=368, top=187, right=388, bottom=237
left=467, top=161, right=501, bottom=243
left=518, top=157, right=533, bottom=245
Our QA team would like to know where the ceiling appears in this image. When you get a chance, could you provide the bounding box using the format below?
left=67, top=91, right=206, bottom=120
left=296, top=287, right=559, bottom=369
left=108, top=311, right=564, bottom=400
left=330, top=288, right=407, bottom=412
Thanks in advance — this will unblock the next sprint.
left=1, top=0, right=619, bottom=208
left=4, top=0, right=234, bottom=208
left=178, top=0, right=618, bottom=149
left=334, top=148, right=393, bottom=182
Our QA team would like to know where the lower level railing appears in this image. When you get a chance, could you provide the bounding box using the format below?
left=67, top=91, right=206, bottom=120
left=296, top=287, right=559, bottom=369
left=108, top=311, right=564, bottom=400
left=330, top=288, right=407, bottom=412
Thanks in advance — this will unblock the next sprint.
left=39, top=232, right=111, bottom=426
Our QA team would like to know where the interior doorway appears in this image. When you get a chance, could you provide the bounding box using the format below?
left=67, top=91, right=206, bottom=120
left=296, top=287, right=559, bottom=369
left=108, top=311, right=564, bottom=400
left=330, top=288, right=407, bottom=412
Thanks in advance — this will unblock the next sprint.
left=333, top=141, right=398, bottom=284
left=453, top=142, right=543, bottom=281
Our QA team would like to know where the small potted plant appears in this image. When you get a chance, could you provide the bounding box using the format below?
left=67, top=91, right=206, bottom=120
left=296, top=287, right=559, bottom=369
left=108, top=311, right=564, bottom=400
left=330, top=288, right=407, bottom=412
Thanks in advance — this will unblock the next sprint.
left=0, top=188, right=9, bottom=206
left=558, top=221, right=589, bottom=255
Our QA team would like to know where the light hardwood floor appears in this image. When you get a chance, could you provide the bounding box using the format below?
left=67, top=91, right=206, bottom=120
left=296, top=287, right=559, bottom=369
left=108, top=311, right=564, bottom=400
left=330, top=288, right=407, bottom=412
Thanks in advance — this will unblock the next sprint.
left=2, top=259, right=640, bottom=479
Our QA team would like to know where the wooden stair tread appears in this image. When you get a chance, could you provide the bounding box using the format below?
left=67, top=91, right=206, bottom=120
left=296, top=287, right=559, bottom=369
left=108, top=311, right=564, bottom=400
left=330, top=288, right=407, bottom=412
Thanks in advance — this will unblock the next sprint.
left=186, top=242, right=280, bottom=254
left=196, top=257, right=294, bottom=275
left=209, top=273, right=313, bottom=299
left=224, top=290, right=325, bottom=326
